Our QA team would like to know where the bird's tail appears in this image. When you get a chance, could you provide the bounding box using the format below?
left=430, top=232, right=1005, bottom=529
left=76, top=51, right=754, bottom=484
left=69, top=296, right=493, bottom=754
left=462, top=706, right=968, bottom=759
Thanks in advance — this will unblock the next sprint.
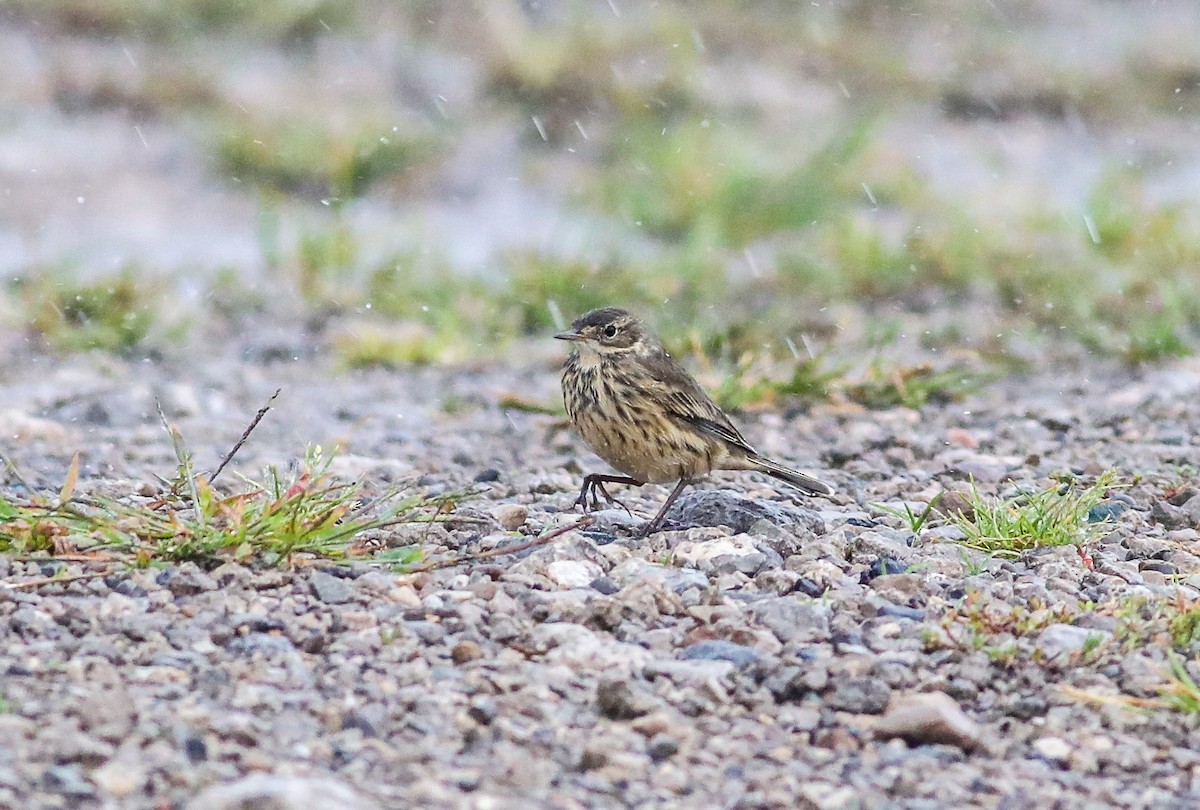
left=750, top=456, right=834, bottom=496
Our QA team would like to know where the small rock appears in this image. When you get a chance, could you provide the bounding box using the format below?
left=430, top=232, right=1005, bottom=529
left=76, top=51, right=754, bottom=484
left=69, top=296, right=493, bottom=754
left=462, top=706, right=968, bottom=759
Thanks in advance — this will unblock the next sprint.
left=752, top=597, right=831, bottom=644
left=491, top=504, right=528, bottom=531
left=667, top=490, right=824, bottom=535
left=105, top=575, right=148, bottom=599
left=1151, top=500, right=1187, bottom=530
left=946, top=453, right=1010, bottom=483
left=1181, top=494, right=1200, bottom=527
left=673, top=534, right=766, bottom=575
left=91, top=749, right=145, bottom=797
left=608, top=558, right=708, bottom=594
left=309, top=570, right=354, bottom=604
left=799, top=783, right=859, bottom=810
left=42, top=764, right=95, bottom=799
left=590, top=576, right=619, bottom=595
left=1036, top=623, right=1111, bottom=660
left=924, top=524, right=967, bottom=542
left=877, top=603, right=924, bottom=621
left=866, top=557, right=908, bottom=580
left=451, top=640, right=484, bottom=664
left=546, top=559, right=603, bottom=589
left=934, top=491, right=975, bottom=521
left=537, top=623, right=655, bottom=672
left=874, top=691, right=982, bottom=751
left=682, top=640, right=760, bottom=668
left=647, top=733, right=679, bottom=761
left=186, top=775, right=382, bottom=810
left=1033, top=736, right=1072, bottom=764
left=468, top=696, right=497, bottom=725
left=473, top=468, right=501, bottom=483
left=792, top=577, right=826, bottom=598
left=596, top=678, right=656, bottom=720
left=826, top=677, right=891, bottom=714
left=157, top=565, right=217, bottom=596
left=1087, top=501, right=1128, bottom=523
left=469, top=580, right=498, bottom=600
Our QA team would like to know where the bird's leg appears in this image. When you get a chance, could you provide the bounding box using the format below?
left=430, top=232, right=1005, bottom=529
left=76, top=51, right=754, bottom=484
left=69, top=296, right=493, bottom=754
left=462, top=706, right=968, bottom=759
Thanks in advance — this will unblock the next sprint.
left=574, top=474, right=641, bottom=515
left=638, top=478, right=692, bottom=537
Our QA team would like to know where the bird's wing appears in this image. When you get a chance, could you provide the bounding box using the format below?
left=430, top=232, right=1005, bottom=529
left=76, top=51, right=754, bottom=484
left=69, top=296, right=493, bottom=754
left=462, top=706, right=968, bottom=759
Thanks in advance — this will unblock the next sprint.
left=640, top=350, right=757, bottom=455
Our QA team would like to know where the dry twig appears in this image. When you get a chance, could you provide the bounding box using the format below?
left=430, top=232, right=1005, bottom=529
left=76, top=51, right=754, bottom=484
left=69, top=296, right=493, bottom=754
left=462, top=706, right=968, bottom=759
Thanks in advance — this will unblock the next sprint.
left=410, top=516, right=593, bottom=572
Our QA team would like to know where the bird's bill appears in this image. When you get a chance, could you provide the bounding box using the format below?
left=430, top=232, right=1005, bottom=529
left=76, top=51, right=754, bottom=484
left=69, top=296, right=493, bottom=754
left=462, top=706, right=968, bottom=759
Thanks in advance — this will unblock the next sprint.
left=554, top=330, right=583, bottom=341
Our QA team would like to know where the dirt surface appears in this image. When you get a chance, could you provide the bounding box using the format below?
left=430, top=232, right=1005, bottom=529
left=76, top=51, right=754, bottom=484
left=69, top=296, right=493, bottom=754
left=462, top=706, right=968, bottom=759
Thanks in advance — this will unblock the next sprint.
left=3, top=328, right=1200, bottom=808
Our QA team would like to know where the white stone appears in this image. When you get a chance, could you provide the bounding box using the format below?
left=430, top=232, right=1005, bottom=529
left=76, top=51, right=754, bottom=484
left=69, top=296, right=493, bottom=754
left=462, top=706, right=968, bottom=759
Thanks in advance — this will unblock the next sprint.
left=491, top=503, right=528, bottom=531
left=545, top=559, right=602, bottom=589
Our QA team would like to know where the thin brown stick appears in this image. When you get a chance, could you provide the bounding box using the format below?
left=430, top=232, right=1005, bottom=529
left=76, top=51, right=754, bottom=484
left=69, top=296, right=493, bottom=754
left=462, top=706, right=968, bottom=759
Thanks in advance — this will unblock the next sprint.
left=11, top=554, right=117, bottom=563
left=210, top=388, right=281, bottom=484
left=409, top=516, right=593, bottom=572
left=3, top=570, right=112, bottom=590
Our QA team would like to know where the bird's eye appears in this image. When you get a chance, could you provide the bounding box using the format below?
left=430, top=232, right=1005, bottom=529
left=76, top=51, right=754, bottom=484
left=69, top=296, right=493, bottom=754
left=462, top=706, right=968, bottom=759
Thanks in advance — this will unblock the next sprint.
left=603, top=324, right=618, bottom=338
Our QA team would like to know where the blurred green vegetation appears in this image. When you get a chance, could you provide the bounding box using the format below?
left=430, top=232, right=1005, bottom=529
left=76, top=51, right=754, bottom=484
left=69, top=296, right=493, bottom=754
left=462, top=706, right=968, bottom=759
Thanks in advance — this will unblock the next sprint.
left=3, top=0, right=353, bottom=41
left=2, top=0, right=1199, bottom=407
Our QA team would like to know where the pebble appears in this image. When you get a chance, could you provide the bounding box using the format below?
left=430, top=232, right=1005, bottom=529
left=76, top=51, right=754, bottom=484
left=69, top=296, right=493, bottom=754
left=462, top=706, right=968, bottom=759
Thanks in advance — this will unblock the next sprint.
left=1032, top=737, right=1073, bottom=765
left=673, top=534, right=767, bottom=575
left=158, top=566, right=218, bottom=596
left=187, top=775, right=382, bottom=810
left=667, top=490, right=823, bottom=535
left=874, top=691, right=982, bottom=751
left=596, top=678, right=657, bottom=720
left=826, top=678, right=892, bottom=715
left=545, top=559, right=603, bottom=589
left=309, top=571, right=355, bottom=604
left=681, top=640, right=760, bottom=668
left=491, top=503, right=528, bottom=530
left=451, top=640, right=484, bottom=664
left=1036, top=624, right=1111, bottom=660
left=751, top=597, right=832, bottom=644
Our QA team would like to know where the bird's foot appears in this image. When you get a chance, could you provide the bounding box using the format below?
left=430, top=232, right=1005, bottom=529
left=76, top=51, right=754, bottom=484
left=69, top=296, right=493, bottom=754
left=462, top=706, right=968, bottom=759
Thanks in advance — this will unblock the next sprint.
left=574, top=474, right=638, bottom=517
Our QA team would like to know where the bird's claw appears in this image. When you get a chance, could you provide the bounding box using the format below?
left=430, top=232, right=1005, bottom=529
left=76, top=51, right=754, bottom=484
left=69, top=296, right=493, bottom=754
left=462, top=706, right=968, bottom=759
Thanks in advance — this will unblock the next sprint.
left=574, top=477, right=634, bottom=517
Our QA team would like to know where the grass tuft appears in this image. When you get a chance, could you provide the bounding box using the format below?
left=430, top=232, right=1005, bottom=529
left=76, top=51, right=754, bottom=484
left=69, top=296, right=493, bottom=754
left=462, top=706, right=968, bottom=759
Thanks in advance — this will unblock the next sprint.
left=945, top=470, right=1120, bottom=557
left=0, top=431, right=465, bottom=568
left=1163, top=654, right=1200, bottom=715
left=13, top=267, right=175, bottom=354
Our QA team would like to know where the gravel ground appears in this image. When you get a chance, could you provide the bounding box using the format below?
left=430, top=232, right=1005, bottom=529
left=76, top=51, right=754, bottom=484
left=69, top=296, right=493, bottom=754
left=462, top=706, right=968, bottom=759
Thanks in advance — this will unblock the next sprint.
left=2, top=330, right=1200, bottom=810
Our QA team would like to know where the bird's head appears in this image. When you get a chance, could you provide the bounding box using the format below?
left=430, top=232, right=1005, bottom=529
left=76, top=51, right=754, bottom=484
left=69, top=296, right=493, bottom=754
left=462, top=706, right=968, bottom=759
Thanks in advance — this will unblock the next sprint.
left=555, top=307, right=650, bottom=356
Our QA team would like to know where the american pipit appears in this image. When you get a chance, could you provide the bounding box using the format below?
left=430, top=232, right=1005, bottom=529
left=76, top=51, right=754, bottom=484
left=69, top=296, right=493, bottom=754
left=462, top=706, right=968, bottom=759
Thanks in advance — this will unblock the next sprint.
left=556, top=307, right=833, bottom=536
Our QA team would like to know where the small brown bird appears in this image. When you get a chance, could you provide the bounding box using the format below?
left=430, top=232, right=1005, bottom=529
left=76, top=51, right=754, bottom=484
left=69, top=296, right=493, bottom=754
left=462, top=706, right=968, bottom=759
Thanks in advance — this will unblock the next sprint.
left=556, top=307, right=833, bottom=535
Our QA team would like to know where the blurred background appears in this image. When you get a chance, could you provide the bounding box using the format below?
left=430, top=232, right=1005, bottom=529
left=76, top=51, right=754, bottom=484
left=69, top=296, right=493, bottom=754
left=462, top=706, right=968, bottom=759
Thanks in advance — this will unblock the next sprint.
left=1, top=0, right=1198, bottom=403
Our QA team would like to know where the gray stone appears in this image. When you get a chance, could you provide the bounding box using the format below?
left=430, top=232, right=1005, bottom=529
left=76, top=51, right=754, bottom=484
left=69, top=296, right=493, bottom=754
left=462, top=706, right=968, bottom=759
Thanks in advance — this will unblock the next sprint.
left=1180, top=494, right=1200, bottom=528
left=608, top=558, right=709, bottom=594
left=158, top=565, right=218, bottom=596
left=682, top=640, right=760, bottom=668
left=186, top=775, right=382, bottom=810
left=751, top=596, right=831, bottom=644
left=42, top=764, right=95, bottom=800
left=673, top=533, right=767, bottom=575
left=666, top=490, right=824, bottom=536
left=1151, top=500, right=1188, bottom=530
left=826, top=677, right=891, bottom=714
left=309, top=570, right=354, bottom=604
left=1036, top=623, right=1111, bottom=660
left=874, top=691, right=983, bottom=751
left=596, top=678, right=657, bottom=720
